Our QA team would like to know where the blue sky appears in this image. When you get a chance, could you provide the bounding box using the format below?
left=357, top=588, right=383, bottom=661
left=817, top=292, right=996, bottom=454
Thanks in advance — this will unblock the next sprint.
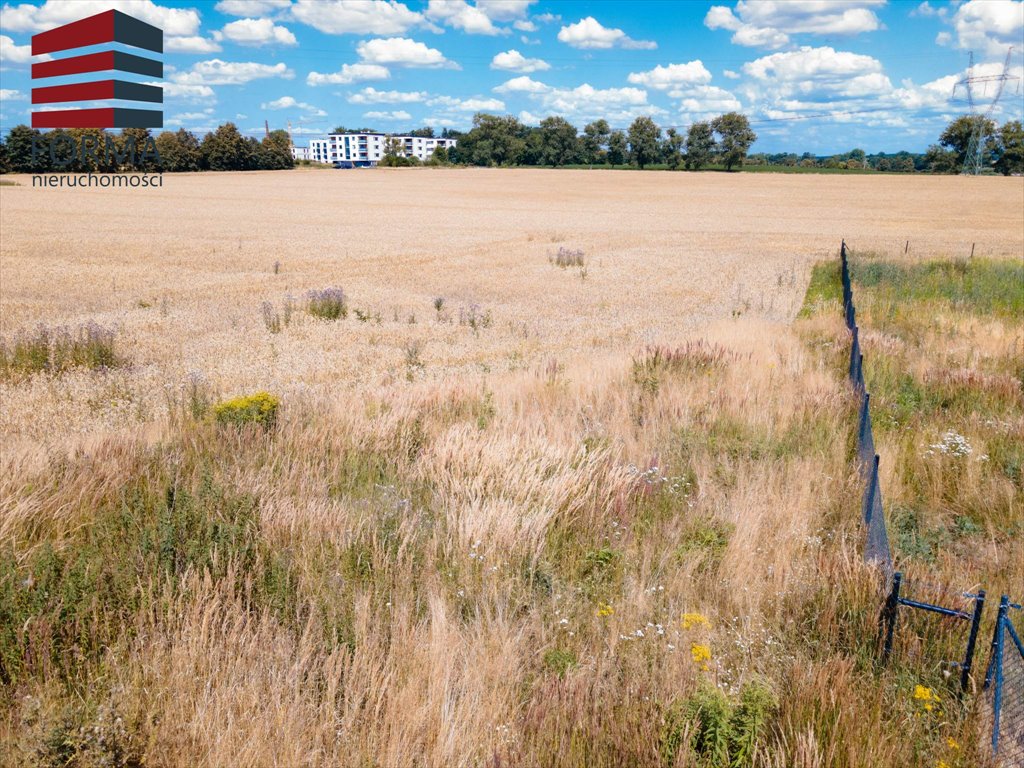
left=1, top=0, right=1022, bottom=153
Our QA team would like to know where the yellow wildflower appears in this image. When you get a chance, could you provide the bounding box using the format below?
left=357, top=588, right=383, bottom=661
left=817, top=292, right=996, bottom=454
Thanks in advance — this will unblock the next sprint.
left=690, top=643, right=712, bottom=670
left=596, top=603, right=614, bottom=618
left=913, top=685, right=940, bottom=712
left=682, top=612, right=710, bottom=630
left=946, top=737, right=959, bottom=751
left=936, top=761, right=949, bottom=768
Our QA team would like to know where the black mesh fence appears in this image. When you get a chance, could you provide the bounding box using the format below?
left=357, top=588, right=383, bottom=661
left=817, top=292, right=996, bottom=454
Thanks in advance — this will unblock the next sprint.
left=840, top=242, right=1022, bottom=765
left=986, top=600, right=1024, bottom=765
left=840, top=241, right=892, bottom=570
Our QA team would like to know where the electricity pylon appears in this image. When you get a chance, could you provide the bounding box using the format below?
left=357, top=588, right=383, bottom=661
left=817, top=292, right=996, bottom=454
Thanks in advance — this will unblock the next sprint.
left=952, top=48, right=1019, bottom=175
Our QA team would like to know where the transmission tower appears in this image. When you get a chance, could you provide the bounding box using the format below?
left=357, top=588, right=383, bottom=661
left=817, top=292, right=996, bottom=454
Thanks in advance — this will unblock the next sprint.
left=952, top=48, right=1019, bottom=175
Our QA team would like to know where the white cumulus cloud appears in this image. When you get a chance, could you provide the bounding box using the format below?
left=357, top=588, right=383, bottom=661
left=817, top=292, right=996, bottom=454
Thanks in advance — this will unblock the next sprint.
left=557, top=16, right=656, bottom=50
left=426, top=0, right=502, bottom=35
left=363, top=109, right=412, bottom=120
left=0, top=34, right=34, bottom=64
left=949, top=0, right=1024, bottom=57
left=307, top=62, right=391, bottom=85
left=491, top=49, right=550, bottom=72
left=357, top=37, right=456, bottom=68
left=173, top=59, right=293, bottom=86
left=428, top=95, right=506, bottom=111
left=261, top=96, right=325, bottom=116
left=166, top=36, right=222, bottom=54
left=290, top=0, right=423, bottom=35
left=216, top=18, right=298, bottom=46
left=215, top=0, right=291, bottom=16
left=705, top=1, right=885, bottom=49
left=0, top=0, right=201, bottom=35
left=349, top=87, right=428, bottom=103
left=627, top=61, right=712, bottom=89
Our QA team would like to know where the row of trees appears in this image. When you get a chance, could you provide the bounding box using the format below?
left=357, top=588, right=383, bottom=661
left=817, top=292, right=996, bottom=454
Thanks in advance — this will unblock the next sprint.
left=0, top=123, right=293, bottom=173
left=1, top=114, right=1020, bottom=175
left=446, top=112, right=757, bottom=170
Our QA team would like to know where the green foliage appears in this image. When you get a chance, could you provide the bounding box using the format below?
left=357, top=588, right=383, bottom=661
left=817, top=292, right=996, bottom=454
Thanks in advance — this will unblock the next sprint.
left=154, top=128, right=202, bottom=172
left=799, top=261, right=843, bottom=316
left=213, top=392, right=280, bottom=429
left=542, top=648, right=577, bottom=677
left=538, top=116, right=579, bottom=167
left=306, top=287, right=348, bottom=320
left=663, top=127, right=685, bottom=169
left=0, top=477, right=295, bottom=687
left=627, top=116, right=662, bottom=169
left=662, top=680, right=778, bottom=768
left=580, top=119, right=610, bottom=164
left=994, top=119, right=1024, bottom=176
left=607, top=130, right=628, bottom=165
left=0, top=323, right=121, bottom=379
left=851, top=259, right=1024, bottom=319
left=456, top=113, right=528, bottom=167
left=711, top=112, right=758, bottom=171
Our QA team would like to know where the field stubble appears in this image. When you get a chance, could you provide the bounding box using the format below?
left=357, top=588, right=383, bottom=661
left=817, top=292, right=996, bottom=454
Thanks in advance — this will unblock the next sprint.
left=0, top=169, right=1022, bottom=767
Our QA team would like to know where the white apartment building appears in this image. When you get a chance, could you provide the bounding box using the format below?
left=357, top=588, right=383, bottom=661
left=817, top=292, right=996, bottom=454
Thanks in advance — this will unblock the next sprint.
left=308, top=133, right=457, bottom=167
left=291, top=145, right=309, bottom=161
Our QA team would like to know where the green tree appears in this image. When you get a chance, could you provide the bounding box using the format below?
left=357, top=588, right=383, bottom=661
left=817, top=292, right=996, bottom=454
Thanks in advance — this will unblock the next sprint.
left=938, top=114, right=997, bottom=172
left=684, top=121, right=714, bottom=170
left=4, top=125, right=41, bottom=172
left=259, top=133, right=293, bottom=169
left=538, top=116, right=578, bottom=167
left=457, top=113, right=526, bottom=166
left=428, top=145, right=449, bottom=165
left=155, top=128, right=203, bottom=172
left=201, top=122, right=253, bottom=170
left=711, top=112, right=757, bottom=171
left=663, top=127, right=684, bottom=169
left=409, top=126, right=435, bottom=138
left=627, top=116, right=661, bottom=169
left=607, top=130, right=627, bottom=165
left=922, top=144, right=957, bottom=173
left=581, top=119, right=610, bottom=164
left=994, top=119, right=1023, bottom=176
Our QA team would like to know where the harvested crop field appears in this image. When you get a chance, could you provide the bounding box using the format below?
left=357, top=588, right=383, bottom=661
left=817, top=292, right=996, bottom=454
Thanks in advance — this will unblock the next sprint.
left=1, top=169, right=1021, bottom=448
left=1, top=169, right=1022, bottom=767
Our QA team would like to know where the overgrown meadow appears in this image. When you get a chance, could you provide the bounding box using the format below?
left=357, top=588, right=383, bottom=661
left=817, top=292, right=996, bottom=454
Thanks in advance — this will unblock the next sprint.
left=1, top=245, right=1018, bottom=767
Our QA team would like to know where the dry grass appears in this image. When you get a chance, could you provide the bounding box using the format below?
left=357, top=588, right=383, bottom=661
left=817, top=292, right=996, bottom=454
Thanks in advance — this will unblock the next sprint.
left=0, top=169, right=1021, bottom=767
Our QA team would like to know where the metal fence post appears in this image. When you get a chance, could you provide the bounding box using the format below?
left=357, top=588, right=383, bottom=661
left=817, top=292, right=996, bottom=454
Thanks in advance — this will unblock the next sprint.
left=987, top=596, right=1009, bottom=755
left=849, top=326, right=860, bottom=382
left=961, top=589, right=986, bottom=692
left=881, top=571, right=902, bottom=663
left=985, top=596, right=1009, bottom=690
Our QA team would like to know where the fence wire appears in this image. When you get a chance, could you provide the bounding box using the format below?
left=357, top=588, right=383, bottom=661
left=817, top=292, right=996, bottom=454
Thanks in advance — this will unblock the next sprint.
left=840, top=242, right=1023, bottom=765
left=987, top=602, right=1024, bottom=765
left=840, top=241, right=893, bottom=571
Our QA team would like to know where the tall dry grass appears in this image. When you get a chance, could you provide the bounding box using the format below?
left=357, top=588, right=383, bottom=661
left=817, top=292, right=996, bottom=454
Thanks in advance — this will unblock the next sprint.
left=1, top=171, right=1021, bottom=767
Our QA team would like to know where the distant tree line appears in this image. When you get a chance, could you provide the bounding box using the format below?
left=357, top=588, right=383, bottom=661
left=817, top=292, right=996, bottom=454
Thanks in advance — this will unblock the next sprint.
left=0, top=122, right=293, bottom=173
left=438, top=112, right=758, bottom=171
left=1, top=114, right=1020, bottom=175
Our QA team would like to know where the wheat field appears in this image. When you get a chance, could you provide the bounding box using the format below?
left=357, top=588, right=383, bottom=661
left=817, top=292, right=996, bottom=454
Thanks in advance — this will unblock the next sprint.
left=0, top=169, right=1022, bottom=767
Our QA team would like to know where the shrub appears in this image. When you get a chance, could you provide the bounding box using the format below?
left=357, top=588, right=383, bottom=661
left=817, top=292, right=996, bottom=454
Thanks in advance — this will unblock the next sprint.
left=662, top=680, right=778, bottom=767
left=306, top=287, right=347, bottom=320
left=0, top=322, right=121, bottom=378
left=550, top=246, right=585, bottom=268
left=213, top=391, right=280, bottom=429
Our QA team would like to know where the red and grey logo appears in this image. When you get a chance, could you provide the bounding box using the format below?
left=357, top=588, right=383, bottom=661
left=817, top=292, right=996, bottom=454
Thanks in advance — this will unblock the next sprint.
left=31, top=10, right=163, bottom=130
